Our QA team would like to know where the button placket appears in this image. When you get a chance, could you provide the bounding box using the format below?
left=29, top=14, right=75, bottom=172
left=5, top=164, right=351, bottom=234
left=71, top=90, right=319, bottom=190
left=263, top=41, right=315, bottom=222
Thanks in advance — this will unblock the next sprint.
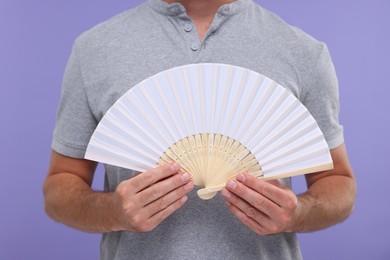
left=178, top=20, right=199, bottom=53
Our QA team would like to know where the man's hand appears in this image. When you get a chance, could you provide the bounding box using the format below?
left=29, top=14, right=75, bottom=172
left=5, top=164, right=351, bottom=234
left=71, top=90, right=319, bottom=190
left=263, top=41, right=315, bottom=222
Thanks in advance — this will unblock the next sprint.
left=43, top=151, right=194, bottom=233
left=112, top=163, right=194, bottom=232
left=221, top=173, right=298, bottom=235
left=221, top=145, right=357, bottom=235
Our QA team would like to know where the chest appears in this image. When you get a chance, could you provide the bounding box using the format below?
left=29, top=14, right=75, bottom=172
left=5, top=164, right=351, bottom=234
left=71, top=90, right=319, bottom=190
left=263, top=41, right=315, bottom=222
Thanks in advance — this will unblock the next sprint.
left=82, top=17, right=301, bottom=122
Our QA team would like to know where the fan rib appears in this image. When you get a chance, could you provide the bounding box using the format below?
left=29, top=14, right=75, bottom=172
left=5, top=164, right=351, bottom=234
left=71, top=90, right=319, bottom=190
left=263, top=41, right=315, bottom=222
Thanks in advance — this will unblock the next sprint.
left=197, top=65, right=211, bottom=184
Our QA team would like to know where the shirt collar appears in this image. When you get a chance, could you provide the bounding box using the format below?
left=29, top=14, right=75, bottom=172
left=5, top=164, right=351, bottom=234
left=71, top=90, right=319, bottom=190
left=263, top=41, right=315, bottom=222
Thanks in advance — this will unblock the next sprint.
left=148, top=0, right=250, bottom=17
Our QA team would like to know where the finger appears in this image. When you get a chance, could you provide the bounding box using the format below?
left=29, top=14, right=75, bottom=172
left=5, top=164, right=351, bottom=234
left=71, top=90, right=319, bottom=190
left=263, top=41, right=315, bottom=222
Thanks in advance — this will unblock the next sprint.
left=133, top=171, right=142, bottom=177
left=140, top=196, right=189, bottom=232
left=237, top=173, right=297, bottom=209
left=221, top=188, right=274, bottom=229
left=141, top=181, right=194, bottom=218
left=224, top=199, right=270, bottom=235
left=225, top=179, right=282, bottom=219
left=128, top=163, right=181, bottom=194
left=137, top=172, right=193, bottom=206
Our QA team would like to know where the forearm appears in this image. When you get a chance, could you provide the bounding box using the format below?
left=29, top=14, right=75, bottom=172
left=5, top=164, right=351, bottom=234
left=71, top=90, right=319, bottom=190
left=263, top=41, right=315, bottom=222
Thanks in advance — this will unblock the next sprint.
left=290, top=175, right=357, bottom=233
left=43, top=173, right=121, bottom=233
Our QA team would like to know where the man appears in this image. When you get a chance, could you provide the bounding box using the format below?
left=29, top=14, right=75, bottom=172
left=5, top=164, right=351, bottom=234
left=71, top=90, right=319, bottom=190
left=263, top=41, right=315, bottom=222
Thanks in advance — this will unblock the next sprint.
left=43, top=0, right=357, bottom=259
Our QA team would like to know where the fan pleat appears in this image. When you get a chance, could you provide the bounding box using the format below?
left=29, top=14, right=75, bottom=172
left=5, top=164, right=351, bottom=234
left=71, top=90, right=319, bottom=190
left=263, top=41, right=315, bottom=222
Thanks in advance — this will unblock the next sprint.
left=139, top=85, right=180, bottom=142
left=231, top=73, right=265, bottom=138
left=256, top=119, right=317, bottom=161
left=224, top=68, right=249, bottom=136
left=94, top=123, right=159, bottom=161
left=263, top=147, right=331, bottom=177
left=250, top=102, right=305, bottom=155
left=216, top=65, right=234, bottom=134
left=261, top=131, right=325, bottom=166
left=105, top=112, right=163, bottom=155
left=242, top=88, right=287, bottom=149
left=87, top=141, right=155, bottom=171
left=238, top=80, right=277, bottom=143
left=166, top=71, right=192, bottom=136
left=121, top=93, right=171, bottom=150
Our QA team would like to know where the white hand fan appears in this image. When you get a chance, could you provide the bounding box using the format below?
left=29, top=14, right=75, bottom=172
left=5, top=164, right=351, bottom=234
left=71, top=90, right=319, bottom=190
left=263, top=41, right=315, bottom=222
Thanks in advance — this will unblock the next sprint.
left=85, top=63, right=333, bottom=200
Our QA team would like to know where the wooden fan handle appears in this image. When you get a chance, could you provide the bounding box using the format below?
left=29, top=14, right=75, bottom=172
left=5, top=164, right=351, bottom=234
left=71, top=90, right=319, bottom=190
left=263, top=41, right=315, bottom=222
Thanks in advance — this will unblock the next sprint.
left=197, top=169, right=263, bottom=200
left=197, top=185, right=225, bottom=200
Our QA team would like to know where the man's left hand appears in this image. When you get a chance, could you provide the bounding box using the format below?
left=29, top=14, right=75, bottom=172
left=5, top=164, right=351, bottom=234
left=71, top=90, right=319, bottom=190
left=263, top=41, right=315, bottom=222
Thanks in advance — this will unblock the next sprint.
left=221, top=173, right=298, bottom=235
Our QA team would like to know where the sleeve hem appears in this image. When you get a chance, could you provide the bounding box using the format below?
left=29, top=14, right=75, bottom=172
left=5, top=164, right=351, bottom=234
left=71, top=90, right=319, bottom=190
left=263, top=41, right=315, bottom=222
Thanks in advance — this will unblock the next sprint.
left=51, top=139, right=86, bottom=159
left=326, top=133, right=344, bottom=150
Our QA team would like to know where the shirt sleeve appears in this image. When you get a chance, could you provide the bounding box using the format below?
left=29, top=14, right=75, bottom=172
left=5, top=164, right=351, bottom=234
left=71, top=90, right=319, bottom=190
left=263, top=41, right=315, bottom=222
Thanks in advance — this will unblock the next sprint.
left=51, top=41, right=98, bottom=158
left=300, top=44, right=344, bottom=150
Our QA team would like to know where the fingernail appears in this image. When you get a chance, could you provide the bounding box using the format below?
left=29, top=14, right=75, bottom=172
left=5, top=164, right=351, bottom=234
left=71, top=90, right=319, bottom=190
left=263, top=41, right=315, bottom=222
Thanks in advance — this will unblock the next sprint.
left=221, top=189, right=231, bottom=198
left=181, top=196, right=188, bottom=203
left=184, top=182, right=194, bottom=191
left=237, top=173, right=246, bottom=182
left=181, top=172, right=190, bottom=182
left=227, top=180, right=237, bottom=190
left=170, top=162, right=180, bottom=171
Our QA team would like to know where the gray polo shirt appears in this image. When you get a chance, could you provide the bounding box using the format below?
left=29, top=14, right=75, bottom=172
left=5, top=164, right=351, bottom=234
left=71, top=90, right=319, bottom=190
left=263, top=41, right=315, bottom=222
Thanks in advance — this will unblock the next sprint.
left=52, top=0, right=344, bottom=259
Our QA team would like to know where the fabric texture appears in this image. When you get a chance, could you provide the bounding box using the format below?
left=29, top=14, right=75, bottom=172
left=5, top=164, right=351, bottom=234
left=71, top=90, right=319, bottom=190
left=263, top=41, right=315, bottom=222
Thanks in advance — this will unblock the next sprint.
left=52, top=0, right=344, bottom=259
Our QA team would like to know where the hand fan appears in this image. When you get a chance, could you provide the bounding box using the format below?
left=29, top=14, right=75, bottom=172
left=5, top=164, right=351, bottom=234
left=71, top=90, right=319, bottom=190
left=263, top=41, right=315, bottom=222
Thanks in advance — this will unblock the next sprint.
left=85, top=63, right=333, bottom=200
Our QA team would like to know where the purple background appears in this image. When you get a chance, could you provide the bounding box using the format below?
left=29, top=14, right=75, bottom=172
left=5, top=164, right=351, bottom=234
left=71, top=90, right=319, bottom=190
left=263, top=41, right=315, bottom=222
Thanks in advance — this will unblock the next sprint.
left=1, top=1, right=389, bottom=259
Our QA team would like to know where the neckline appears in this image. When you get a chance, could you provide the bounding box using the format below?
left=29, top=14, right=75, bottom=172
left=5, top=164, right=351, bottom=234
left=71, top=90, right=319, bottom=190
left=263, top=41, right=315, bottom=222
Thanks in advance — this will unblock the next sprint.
left=148, top=0, right=250, bottom=17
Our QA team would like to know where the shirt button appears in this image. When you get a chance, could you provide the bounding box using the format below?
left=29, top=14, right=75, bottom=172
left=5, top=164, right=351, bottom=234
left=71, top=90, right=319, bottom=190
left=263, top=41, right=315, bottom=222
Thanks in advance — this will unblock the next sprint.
left=221, top=7, right=230, bottom=14
left=184, top=24, right=192, bottom=32
left=191, top=43, right=198, bottom=51
left=218, top=6, right=230, bottom=16
left=168, top=5, right=180, bottom=14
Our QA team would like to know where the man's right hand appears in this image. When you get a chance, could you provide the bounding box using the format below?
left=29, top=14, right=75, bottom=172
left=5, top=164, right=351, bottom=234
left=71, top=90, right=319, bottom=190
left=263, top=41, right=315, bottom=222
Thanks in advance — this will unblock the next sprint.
left=43, top=151, right=194, bottom=233
left=112, top=163, right=194, bottom=232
